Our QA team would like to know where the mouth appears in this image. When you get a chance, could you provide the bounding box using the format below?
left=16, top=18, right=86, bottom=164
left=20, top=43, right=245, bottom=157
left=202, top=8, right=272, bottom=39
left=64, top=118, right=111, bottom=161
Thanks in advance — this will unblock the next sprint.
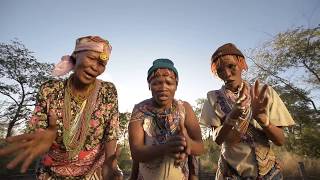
left=83, top=71, right=96, bottom=79
left=225, top=80, right=234, bottom=85
left=157, top=93, right=170, bottom=101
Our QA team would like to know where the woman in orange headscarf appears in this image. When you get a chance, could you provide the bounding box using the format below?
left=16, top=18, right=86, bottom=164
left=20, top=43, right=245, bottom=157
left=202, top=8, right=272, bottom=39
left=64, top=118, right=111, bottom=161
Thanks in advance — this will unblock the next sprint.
left=201, top=43, right=295, bottom=180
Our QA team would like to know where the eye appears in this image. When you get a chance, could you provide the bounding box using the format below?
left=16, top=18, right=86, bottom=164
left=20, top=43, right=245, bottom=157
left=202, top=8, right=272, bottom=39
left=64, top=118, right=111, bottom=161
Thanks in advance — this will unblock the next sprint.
left=228, top=64, right=237, bottom=70
left=98, top=60, right=106, bottom=67
left=88, top=56, right=97, bottom=60
left=216, top=67, right=223, bottom=75
left=166, top=79, right=175, bottom=86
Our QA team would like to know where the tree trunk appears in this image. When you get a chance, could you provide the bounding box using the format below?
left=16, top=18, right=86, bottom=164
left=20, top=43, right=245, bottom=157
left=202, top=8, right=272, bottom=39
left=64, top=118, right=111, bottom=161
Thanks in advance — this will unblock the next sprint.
left=6, top=120, right=15, bottom=138
left=6, top=102, right=24, bottom=138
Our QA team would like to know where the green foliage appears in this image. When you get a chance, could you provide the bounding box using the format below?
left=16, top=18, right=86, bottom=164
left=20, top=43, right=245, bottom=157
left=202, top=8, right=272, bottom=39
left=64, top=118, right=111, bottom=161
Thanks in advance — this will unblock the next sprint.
left=0, top=40, right=54, bottom=137
left=117, top=143, right=132, bottom=173
left=118, top=112, right=131, bottom=144
left=199, top=139, right=220, bottom=172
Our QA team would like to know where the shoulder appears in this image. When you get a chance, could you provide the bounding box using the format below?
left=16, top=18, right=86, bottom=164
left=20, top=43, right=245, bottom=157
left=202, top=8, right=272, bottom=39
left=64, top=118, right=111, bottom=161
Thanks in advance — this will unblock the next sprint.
left=40, top=79, right=64, bottom=89
left=100, top=80, right=117, bottom=90
left=130, top=99, right=152, bottom=121
left=206, top=90, right=221, bottom=104
left=39, top=79, right=64, bottom=96
left=207, top=90, right=220, bottom=98
left=99, top=80, right=118, bottom=95
left=134, top=99, right=153, bottom=109
left=179, top=100, right=192, bottom=110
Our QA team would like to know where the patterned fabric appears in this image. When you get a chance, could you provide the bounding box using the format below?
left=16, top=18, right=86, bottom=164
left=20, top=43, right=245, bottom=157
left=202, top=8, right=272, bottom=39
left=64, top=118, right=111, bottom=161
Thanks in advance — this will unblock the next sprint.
left=52, top=36, right=112, bottom=77
left=130, top=99, right=189, bottom=180
left=27, top=78, right=119, bottom=178
left=215, top=87, right=278, bottom=179
left=216, top=155, right=283, bottom=180
left=37, top=166, right=104, bottom=180
left=200, top=83, right=294, bottom=179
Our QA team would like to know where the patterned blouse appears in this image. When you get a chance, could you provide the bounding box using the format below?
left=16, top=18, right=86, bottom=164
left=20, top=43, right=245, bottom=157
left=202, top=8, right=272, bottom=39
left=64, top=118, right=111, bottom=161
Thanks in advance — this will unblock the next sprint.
left=26, top=79, right=119, bottom=178
left=130, top=99, right=189, bottom=180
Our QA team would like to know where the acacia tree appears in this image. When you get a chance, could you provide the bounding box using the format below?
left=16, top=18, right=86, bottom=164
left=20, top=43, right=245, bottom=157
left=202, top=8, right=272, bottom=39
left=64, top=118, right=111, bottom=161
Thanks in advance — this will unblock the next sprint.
left=247, top=25, right=320, bottom=157
left=247, top=25, right=320, bottom=112
left=0, top=40, right=53, bottom=137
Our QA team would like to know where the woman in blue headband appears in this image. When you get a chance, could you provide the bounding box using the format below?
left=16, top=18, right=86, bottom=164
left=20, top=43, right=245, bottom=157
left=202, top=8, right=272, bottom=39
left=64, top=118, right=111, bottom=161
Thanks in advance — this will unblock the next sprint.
left=128, top=59, right=204, bottom=180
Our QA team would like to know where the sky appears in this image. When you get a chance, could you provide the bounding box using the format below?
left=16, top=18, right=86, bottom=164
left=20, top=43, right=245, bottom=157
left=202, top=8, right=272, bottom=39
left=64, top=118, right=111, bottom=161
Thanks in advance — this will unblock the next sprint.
left=1, top=0, right=319, bottom=112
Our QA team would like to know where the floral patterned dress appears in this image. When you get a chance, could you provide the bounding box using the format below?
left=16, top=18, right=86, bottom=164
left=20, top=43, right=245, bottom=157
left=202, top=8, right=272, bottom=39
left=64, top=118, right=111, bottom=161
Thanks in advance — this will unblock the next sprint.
left=130, top=99, right=189, bottom=180
left=27, top=78, right=119, bottom=179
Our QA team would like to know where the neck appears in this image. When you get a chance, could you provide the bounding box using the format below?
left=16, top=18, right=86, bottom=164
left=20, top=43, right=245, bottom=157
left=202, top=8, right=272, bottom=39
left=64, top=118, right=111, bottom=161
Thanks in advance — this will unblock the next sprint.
left=226, top=81, right=243, bottom=93
left=152, top=99, right=173, bottom=111
left=69, top=75, right=95, bottom=95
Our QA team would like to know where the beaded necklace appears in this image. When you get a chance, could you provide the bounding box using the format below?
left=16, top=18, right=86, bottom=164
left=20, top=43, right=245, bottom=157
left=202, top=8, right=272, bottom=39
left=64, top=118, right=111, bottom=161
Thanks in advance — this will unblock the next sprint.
left=63, top=77, right=100, bottom=159
left=143, top=101, right=180, bottom=143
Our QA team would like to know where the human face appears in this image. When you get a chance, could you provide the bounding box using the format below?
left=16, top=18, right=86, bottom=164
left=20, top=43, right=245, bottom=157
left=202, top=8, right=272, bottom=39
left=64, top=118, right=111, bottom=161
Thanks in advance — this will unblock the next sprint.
left=149, top=75, right=177, bottom=108
left=216, top=55, right=243, bottom=92
left=73, top=51, right=107, bottom=85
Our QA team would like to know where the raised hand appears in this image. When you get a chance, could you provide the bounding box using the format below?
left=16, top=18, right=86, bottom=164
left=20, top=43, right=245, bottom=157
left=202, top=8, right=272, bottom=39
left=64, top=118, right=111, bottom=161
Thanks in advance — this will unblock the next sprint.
left=251, top=80, right=269, bottom=127
left=0, top=110, right=58, bottom=173
left=227, top=82, right=251, bottom=122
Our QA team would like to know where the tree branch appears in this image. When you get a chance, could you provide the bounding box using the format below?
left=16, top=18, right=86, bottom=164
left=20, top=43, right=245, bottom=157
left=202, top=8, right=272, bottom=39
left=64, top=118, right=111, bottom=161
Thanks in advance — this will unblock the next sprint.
left=247, top=56, right=319, bottom=113
left=0, top=90, right=19, bottom=105
left=302, top=27, right=320, bottom=83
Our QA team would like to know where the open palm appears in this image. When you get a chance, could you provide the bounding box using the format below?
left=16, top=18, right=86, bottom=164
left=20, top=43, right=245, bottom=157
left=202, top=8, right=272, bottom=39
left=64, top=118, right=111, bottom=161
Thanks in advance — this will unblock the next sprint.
left=251, top=80, right=269, bottom=125
left=0, top=110, right=57, bottom=173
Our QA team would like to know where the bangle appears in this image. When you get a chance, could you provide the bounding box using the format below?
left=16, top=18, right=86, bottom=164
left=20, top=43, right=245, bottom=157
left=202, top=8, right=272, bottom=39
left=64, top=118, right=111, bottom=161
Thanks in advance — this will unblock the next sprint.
left=224, top=114, right=238, bottom=126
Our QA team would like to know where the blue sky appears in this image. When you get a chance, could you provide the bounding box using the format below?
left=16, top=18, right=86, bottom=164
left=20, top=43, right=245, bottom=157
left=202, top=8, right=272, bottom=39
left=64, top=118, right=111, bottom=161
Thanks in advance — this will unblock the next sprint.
left=1, top=0, right=319, bottom=112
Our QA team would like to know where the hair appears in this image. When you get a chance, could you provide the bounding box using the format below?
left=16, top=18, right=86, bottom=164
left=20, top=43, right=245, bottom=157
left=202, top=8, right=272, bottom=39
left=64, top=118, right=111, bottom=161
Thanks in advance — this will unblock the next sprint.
left=211, top=55, right=248, bottom=76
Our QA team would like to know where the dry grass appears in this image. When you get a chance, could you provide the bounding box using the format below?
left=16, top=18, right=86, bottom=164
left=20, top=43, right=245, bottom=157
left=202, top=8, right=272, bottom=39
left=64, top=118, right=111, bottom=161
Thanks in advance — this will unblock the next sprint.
left=277, top=151, right=320, bottom=179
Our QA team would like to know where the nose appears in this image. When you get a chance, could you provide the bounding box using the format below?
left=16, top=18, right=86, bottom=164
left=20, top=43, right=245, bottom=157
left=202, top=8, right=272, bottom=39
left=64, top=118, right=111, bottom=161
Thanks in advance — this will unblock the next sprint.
left=159, top=82, right=168, bottom=91
left=220, top=68, right=232, bottom=80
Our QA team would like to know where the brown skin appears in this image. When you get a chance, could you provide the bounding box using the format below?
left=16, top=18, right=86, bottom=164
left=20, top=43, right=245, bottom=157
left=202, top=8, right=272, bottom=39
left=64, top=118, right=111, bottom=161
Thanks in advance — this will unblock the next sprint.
left=0, top=50, right=123, bottom=178
left=214, top=55, right=285, bottom=146
left=129, top=72, right=204, bottom=168
left=0, top=110, right=58, bottom=173
left=71, top=50, right=107, bottom=94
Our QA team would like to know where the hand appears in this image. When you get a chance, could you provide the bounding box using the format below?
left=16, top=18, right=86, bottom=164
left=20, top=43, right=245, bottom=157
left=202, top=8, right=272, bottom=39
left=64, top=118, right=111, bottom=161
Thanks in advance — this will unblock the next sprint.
left=251, top=80, right=269, bottom=126
left=179, top=117, right=191, bottom=155
left=226, top=82, right=251, bottom=125
left=0, top=110, right=58, bottom=173
left=164, top=135, right=187, bottom=161
left=102, top=164, right=124, bottom=180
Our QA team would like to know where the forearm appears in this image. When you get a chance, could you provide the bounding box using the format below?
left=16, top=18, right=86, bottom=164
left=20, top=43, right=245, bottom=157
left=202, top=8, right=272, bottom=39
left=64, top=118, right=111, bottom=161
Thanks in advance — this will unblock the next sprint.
left=131, top=144, right=166, bottom=162
left=189, top=139, right=204, bottom=155
left=215, top=124, right=241, bottom=145
left=104, top=140, right=117, bottom=167
left=262, top=124, right=285, bottom=146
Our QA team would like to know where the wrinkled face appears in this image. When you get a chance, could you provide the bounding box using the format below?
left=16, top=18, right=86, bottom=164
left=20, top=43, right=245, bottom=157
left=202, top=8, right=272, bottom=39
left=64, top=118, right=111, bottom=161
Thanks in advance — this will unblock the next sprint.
left=73, top=51, right=107, bottom=85
left=216, top=55, right=243, bottom=91
left=149, top=75, right=177, bottom=108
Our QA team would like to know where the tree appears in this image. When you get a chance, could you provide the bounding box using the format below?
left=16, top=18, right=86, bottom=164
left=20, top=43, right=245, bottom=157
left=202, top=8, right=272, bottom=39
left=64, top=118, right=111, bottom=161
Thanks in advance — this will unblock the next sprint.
left=193, top=98, right=212, bottom=140
left=0, top=40, right=53, bottom=137
left=119, top=112, right=131, bottom=146
left=247, top=25, right=320, bottom=158
left=247, top=25, right=320, bottom=113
